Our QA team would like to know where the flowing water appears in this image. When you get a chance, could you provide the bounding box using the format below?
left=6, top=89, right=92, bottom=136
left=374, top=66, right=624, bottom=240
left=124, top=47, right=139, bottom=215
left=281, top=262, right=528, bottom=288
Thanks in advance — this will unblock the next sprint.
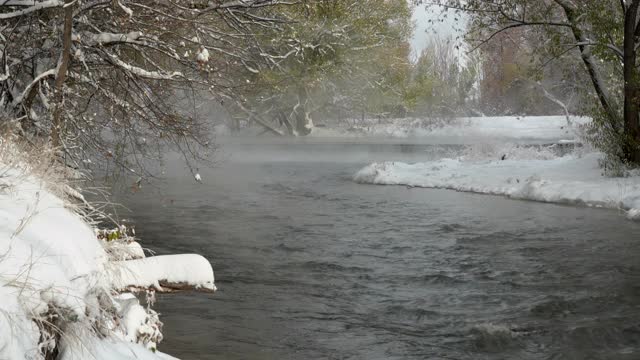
left=117, top=140, right=640, bottom=360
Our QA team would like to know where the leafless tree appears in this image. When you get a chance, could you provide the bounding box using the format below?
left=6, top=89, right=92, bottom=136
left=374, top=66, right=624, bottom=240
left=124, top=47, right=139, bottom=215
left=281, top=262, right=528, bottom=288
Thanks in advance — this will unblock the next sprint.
left=1, top=0, right=295, bottom=178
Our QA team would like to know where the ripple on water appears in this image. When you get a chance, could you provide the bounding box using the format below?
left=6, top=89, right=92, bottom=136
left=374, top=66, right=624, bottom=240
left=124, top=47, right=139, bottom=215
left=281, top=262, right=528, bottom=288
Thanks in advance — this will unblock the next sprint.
left=274, top=243, right=305, bottom=253
left=530, top=296, right=576, bottom=318
left=470, top=323, right=520, bottom=353
left=438, top=223, right=467, bottom=233
left=124, top=151, right=640, bottom=360
left=290, top=260, right=371, bottom=274
left=384, top=305, right=441, bottom=323
left=399, top=273, right=467, bottom=286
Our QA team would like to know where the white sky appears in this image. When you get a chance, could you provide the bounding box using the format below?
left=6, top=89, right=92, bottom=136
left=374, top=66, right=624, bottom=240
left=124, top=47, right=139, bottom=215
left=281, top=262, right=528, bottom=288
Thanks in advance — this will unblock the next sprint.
left=410, top=4, right=465, bottom=58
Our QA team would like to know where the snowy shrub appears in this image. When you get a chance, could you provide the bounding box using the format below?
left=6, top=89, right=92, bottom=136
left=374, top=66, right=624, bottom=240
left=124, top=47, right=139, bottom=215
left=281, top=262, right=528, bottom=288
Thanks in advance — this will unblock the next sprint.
left=98, top=225, right=146, bottom=261
left=583, top=108, right=638, bottom=177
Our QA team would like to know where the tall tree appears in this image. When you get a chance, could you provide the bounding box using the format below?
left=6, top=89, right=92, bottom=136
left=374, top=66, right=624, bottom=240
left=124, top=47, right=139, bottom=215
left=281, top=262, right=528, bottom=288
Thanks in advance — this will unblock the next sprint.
left=405, top=35, right=478, bottom=117
left=236, top=0, right=412, bottom=135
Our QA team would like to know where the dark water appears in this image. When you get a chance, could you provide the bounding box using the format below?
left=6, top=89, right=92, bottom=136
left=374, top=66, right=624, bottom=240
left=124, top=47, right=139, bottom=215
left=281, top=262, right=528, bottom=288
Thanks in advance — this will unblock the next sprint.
left=118, top=142, right=640, bottom=360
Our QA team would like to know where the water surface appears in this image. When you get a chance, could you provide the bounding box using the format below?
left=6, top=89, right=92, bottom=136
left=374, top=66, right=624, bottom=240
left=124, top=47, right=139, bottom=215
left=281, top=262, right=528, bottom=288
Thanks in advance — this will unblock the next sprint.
left=118, top=141, right=640, bottom=360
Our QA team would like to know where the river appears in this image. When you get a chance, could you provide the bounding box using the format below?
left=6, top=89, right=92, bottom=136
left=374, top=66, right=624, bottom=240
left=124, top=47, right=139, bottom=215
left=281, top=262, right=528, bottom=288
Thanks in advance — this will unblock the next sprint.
left=117, top=140, right=640, bottom=360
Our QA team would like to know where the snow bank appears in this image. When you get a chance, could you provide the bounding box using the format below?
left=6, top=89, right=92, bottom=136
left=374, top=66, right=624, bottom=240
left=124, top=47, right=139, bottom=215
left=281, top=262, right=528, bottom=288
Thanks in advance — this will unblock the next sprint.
left=628, top=208, right=640, bottom=220
left=0, top=162, right=108, bottom=358
left=354, top=153, right=640, bottom=218
left=58, top=324, right=176, bottom=360
left=424, top=116, right=586, bottom=140
left=0, top=140, right=215, bottom=359
left=309, top=116, right=589, bottom=142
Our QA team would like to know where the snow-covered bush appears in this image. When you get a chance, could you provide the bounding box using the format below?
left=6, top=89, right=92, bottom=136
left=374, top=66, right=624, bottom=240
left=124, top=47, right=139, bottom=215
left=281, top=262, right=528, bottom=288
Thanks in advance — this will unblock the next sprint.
left=583, top=104, right=638, bottom=177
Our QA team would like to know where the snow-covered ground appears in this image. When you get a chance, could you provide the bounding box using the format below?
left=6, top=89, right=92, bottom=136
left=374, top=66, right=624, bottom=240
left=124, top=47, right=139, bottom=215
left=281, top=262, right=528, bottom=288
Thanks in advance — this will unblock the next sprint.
left=0, top=140, right=215, bottom=359
left=312, top=116, right=588, bottom=142
left=355, top=149, right=640, bottom=220
left=221, top=116, right=590, bottom=143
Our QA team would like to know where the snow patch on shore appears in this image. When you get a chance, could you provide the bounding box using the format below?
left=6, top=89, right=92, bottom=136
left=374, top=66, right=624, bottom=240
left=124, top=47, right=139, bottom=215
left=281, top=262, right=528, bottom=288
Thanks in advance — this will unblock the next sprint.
left=354, top=153, right=640, bottom=219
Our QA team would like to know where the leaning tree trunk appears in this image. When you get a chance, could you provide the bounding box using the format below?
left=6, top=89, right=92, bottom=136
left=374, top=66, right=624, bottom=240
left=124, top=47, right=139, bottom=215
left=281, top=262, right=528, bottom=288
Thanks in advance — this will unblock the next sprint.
left=623, top=1, right=640, bottom=164
left=294, top=87, right=313, bottom=136
left=294, top=106, right=313, bottom=136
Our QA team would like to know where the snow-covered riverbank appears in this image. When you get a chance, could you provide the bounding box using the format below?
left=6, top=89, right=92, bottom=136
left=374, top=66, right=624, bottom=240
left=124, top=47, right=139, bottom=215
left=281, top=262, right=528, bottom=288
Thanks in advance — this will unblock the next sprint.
left=355, top=151, right=640, bottom=220
left=311, top=116, right=589, bottom=141
left=0, top=141, right=215, bottom=359
left=224, top=115, right=590, bottom=143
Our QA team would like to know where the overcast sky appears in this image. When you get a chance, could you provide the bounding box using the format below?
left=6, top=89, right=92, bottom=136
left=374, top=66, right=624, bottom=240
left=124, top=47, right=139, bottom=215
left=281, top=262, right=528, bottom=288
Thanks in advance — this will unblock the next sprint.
left=410, top=4, right=465, bottom=58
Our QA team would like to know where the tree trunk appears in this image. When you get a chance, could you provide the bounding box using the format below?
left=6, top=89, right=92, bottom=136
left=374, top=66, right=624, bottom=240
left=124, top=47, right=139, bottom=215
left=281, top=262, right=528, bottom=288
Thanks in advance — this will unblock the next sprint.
left=294, top=87, right=313, bottom=136
left=624, top=1, right=640, bottom=164
left=555, top=0, right=619, bottom=129
left=236, top=102, right=284, bottom=136
left=278, top=111, right=295, bottom=135
left=51, top=0, right=74, bottom=149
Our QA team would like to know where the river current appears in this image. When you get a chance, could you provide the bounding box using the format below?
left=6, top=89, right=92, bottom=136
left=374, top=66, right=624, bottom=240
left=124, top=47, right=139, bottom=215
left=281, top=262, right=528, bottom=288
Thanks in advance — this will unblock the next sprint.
left=117, top=140, right=640, bottom=360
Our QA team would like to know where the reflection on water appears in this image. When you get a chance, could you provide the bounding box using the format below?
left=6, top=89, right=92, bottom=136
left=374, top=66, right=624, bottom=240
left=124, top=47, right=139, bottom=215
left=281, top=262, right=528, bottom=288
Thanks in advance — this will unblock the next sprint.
left=116, top=141, right=640, bottom=360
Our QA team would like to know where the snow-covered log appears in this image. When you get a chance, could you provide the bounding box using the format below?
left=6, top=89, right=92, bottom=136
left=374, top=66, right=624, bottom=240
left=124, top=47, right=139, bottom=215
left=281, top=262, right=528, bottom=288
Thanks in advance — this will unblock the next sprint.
left=109, top=254, right=216, bottom=293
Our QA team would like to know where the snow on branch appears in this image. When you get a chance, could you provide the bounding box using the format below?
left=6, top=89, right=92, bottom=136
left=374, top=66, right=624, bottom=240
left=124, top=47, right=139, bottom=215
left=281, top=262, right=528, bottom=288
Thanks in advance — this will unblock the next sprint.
left=85, top=31, right=143, bottom=46
left=197, top=0, right=297, bottom=16
left=0, top=0, right=63, bottom=19
left=109, top=55, right=183, bottom=80
left=11, top=69, right=56, bottom=106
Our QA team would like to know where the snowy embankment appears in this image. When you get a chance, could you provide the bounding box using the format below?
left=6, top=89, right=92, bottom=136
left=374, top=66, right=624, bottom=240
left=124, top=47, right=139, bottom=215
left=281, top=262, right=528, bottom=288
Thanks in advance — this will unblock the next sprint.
left=220, top=115, right=589, bottom=143
left=355, top=151, right=640, bottom=220
left=309, top=116, right=589, bottom=142
left=0, top=141, right=214, bottom=359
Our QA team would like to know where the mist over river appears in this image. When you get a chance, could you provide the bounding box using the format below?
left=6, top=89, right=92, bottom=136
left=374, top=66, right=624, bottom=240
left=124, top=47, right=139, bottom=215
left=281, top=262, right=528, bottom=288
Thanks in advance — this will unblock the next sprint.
left=116, top=139, right=640, bottom=360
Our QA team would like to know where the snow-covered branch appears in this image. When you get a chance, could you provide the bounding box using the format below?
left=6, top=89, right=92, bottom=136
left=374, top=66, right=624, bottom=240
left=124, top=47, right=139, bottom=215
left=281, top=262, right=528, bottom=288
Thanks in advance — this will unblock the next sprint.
left=11, top=68, right=56, bottom=106
left=197, top=0, right=298, bottom=16
left=0, top=0, right=62, bottom=19
left=108, top=56, right=183, bottom=80
left=84, top=31, right=143, bottom=46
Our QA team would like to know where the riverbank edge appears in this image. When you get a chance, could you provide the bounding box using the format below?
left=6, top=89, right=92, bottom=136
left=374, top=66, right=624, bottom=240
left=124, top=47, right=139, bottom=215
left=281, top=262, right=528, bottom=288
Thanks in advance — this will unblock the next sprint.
left=354, top=152, right=640, bottom=220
